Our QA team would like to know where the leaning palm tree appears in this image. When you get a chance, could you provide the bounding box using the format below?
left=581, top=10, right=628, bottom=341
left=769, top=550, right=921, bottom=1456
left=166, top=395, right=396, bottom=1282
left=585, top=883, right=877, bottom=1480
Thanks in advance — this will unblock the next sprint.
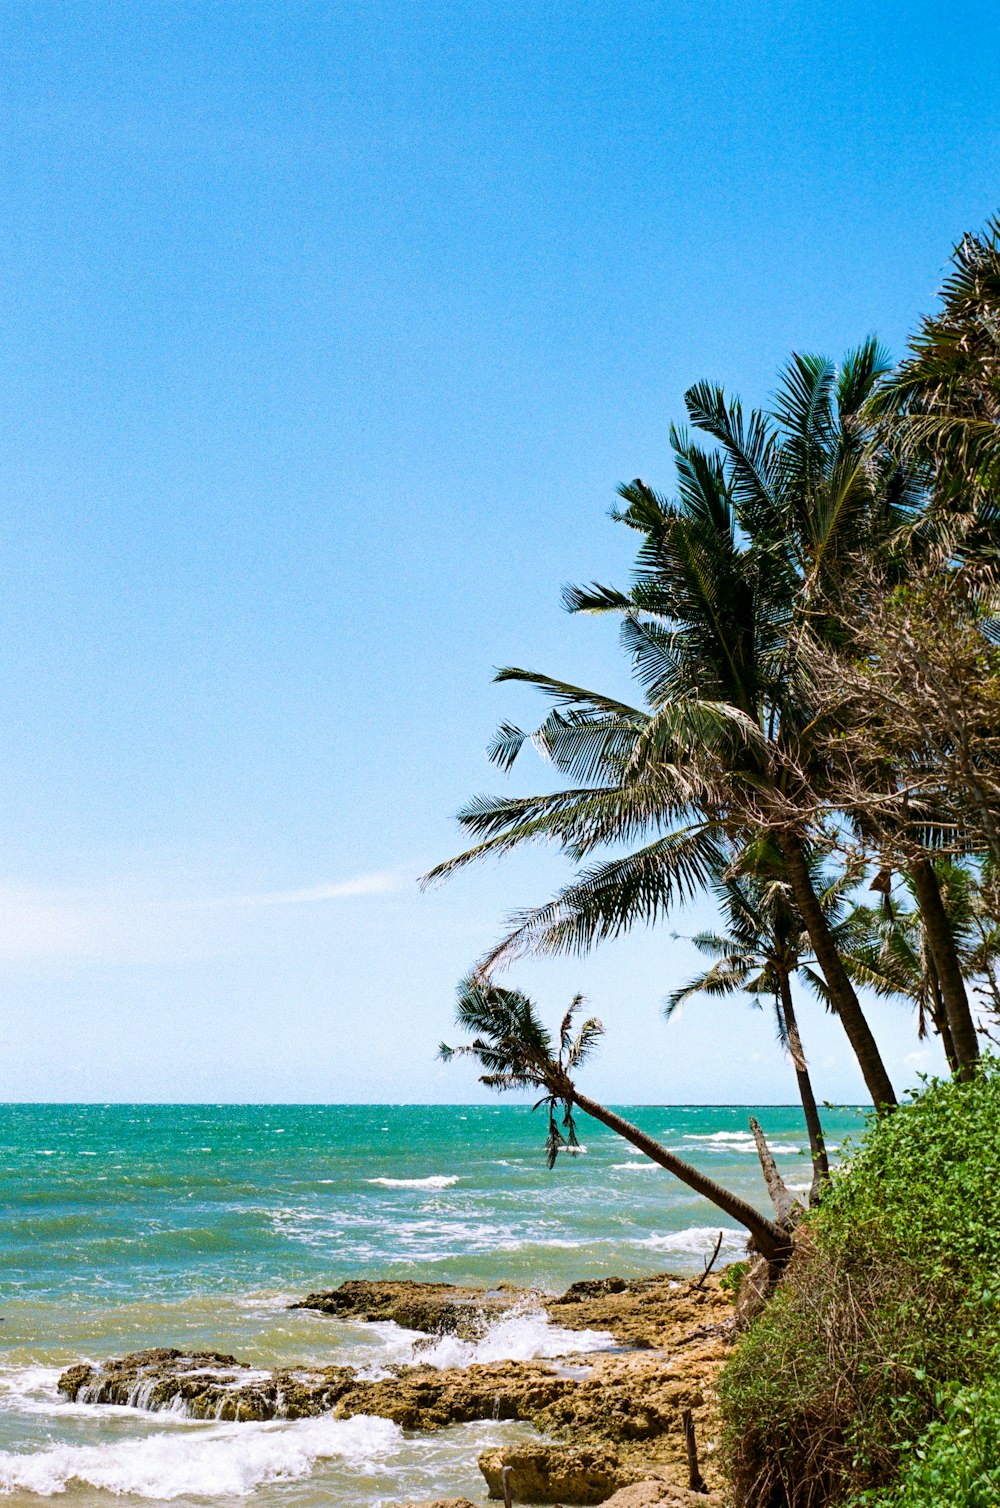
left=665, top=853, right=846, bottom=1202
left=427, top=346, right=904, bottom=1109
left=441, top=980, right=792, bottom=1264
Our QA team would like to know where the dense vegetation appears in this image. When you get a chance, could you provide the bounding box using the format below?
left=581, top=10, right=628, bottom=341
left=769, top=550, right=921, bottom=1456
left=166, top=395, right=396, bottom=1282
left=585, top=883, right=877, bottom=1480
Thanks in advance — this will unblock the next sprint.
left=431, top=215, right=1000, bottom=1503
left=720, top=1061, right=1000, bottom=1506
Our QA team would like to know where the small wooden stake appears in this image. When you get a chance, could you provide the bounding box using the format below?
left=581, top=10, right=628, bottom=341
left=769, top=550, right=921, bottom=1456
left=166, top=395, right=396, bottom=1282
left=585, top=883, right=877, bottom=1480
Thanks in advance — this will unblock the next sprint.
left=501, top=1463, right=513, bottom=1508
left=682, top=1407, right=707, bottom=1494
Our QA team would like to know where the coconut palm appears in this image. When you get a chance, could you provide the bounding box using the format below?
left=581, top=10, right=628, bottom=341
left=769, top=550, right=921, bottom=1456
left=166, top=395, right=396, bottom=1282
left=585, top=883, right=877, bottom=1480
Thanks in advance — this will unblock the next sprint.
left=665, top=851, right=848, bottom=1202
left=427, top=346, right=904, bottom=1108
left=441, top=980, right=791, bottom=1263
left=840, top=861, right=992, bottom=1074
left=869, top=216, right=1000, bottom=510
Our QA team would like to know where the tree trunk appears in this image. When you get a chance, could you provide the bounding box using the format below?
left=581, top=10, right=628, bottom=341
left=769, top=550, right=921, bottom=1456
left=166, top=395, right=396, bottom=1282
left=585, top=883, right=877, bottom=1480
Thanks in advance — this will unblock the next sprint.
left=928, top=963, right=960, bottom=1076
left=779, top=834, right=897, bottom=1110
left=749, top=1116, right=798, bottom=1226
left=910, top=857, right=980, bottom=1077
left=777, top=973, right=829, bottom=1203
left=569, top=1088, right=791, bottom=1263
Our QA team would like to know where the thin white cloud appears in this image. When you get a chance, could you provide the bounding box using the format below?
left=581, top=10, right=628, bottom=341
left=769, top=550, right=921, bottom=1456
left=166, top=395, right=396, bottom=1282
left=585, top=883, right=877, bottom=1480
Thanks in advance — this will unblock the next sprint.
left=220, top=870, right=408, bottom=907
left=0, top=868, right=410, bottom=963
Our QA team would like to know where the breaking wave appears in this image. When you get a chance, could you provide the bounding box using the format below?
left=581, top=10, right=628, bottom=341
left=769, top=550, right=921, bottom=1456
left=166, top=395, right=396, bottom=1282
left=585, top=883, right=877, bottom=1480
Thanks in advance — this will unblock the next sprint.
left=366, top=1175, right=460, bottom=1190
left=412, top=1306, right=612, bottom=1369
left=683, top=1131, right=804, bottom=1155
left=0, top=1413, right=402, bottom=1497
left=634, top=1225, right=748, bottom=1258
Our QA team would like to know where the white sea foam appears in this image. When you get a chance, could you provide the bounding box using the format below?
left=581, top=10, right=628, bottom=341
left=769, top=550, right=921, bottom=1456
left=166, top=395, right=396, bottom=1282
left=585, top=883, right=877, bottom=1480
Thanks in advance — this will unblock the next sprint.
left=0, top=1414, right=402, bottom=1497
left=367, top=1303, right=615, bottom=1374
left=635, top=1225, right=747, bottom=1257
left=683, top=1131, right=804, bottom=1155
left=0, top=1366, right=66, bottom=1415
left=611, top=1161, right=658, bottom=1171
left=366, top=1175, right=460, bottom=1190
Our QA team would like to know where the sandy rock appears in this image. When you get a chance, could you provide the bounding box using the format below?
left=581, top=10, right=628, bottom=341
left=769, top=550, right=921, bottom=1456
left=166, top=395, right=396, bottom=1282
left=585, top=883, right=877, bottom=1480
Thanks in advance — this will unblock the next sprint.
left=289, top=1272, right=736, bottom=1355
left=601, top=1484, right=725, bottom=1506
left=392, top=1500, right=481, bottom=1507
left=58, top=1272, right=737, bottom=1496
left=548, top=1274, right=735, bottom=1352
left=479, top=1443, right=625, bottom=1504
left=291, top=1279, right=525, bottom=1338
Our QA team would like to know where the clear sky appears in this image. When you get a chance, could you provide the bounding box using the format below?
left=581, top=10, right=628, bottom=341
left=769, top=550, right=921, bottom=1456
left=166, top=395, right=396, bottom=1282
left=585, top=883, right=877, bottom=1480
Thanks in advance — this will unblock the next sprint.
left=0, top=1, right=996, bottom=1103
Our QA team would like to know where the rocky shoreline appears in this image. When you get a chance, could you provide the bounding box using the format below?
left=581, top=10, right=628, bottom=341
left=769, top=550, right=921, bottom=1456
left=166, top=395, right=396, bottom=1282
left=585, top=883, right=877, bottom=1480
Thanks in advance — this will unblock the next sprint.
left=58, top=1274, right=733, bottom=1505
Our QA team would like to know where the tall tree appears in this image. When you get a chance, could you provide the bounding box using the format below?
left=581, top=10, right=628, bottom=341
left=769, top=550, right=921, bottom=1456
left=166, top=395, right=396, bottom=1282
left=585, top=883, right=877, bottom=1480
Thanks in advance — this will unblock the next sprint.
left=427, top=346, right=904, bottom=1108
left=666, top=852, right=847, bottom=1202
left=840, top=861, right=993, bottom=1074
left=869, top=215, right=1000, bottom=511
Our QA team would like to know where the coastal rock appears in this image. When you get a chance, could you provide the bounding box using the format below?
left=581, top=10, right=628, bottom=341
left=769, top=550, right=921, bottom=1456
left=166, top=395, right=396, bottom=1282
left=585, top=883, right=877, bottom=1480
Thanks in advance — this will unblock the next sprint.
left=341, top=1361, right=571, bottom=1429
left=478, top=1443, right=626, bottom=1503
left=57, top=1351, right=572, bottom=1429
left=57, top=1349, right=357, bottom=1422
left=291, top=1279, right=525, bottom=1338
left=601, top=1485, right=726, bottom=1506
left=57, top=1346, right=721, bottom=1463
left=290, top=1272, right=735, bottom=1356
left=58, top=1273, right=735, bottom=1496
left=547, top=1274, right=735, bottom=1352
left=393, top=1501, right=481, bottom=1507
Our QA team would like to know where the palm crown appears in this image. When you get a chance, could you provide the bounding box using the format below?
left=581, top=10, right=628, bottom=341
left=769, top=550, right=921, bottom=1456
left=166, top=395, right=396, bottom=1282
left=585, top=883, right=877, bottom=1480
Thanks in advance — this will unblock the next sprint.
left=427, top=345, right=908, bottom=1106
left=441, top=981, right=603, bottom=1166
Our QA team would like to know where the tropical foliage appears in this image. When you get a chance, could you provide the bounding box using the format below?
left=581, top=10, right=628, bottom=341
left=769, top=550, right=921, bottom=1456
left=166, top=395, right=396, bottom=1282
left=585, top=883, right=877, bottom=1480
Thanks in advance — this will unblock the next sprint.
left=429, top=215, right=1000, bottom=1125
left=429, top=214, right=1000, bottom=1506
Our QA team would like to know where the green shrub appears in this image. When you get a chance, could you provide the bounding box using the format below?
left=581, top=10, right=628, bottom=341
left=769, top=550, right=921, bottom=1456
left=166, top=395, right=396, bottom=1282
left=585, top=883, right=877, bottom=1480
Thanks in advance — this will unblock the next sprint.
left=720, top=1260, right=749, bottom=1297
left=858, top=1381, right=1000, bottom=1507
left=718, top=1059, right=1000, bottom=1508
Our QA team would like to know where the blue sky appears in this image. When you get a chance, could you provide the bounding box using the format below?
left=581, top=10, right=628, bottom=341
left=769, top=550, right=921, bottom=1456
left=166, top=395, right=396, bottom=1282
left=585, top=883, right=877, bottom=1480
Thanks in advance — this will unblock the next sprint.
left=0, top=1, right=996, bottom=1102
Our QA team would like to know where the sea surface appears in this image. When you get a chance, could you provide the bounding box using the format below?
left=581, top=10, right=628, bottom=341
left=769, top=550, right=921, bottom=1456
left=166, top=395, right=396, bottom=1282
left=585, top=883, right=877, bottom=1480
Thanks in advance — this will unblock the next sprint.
left=0, top=1102, right=865, bottom=1506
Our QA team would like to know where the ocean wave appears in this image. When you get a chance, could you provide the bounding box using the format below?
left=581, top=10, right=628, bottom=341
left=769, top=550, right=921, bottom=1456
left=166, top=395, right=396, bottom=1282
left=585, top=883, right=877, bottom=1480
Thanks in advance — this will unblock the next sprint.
left=0, top=1414, right=402, bottom=1497
left=366, top=1176, right=460, bottom=1190
left=683, top=1131, right=804, bottom=1155
left=634, top=1225, right=747, bottom=1257
left=610, top=1161, right=658, bottom=1171
left=368, top=1304, right=614, bottom=1373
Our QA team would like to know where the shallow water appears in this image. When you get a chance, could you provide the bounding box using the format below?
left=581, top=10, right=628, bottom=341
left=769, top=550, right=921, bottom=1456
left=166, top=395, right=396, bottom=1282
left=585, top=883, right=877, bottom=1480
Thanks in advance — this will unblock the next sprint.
left=1, top=1102, right=864, bottom=1505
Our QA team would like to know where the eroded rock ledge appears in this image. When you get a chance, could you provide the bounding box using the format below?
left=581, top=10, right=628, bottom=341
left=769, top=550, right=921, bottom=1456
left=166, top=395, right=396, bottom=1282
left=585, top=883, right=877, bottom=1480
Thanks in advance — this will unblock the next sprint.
left=58, top=1274, right=734, bottom=1502
left=290, top=1278, right=527, bottom=1338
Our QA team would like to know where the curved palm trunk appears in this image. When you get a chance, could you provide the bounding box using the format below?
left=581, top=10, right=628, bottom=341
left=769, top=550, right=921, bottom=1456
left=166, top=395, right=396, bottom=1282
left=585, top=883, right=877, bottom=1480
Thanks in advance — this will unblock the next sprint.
left=777, top=973, right=829, bottom=1203
left=569, top=1088, right=791, bottom=1263
left=909, top=857, right=980, bottom=1077
left=779, top=834, right=897, bottom=1110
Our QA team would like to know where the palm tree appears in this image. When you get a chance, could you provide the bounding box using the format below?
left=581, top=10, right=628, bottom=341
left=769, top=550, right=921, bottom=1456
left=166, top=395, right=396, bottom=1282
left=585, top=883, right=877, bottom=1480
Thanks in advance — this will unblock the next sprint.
left=441, top=980, right=792, bottom=1263
left=665, top=852, right=845, bottom=1202
left=840, top=861, right=991, bottom=1075
left=427, top=346, right=903, bottom=1108
left=869, top=215, right=1000, bottom=509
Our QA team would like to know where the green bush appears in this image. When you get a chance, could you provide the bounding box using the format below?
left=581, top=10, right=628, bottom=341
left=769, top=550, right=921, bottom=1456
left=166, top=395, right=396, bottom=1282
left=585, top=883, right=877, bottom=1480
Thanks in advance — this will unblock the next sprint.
left=859, top=1382, right=1000, bottom=1507
left=718, top=1059, right=1000, bottom=1508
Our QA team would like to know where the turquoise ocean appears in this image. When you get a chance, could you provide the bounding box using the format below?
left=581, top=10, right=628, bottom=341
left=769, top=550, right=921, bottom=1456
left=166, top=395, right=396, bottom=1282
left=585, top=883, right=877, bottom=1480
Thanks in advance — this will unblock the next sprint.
left=1, top=1102, right=864, bottom=1506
